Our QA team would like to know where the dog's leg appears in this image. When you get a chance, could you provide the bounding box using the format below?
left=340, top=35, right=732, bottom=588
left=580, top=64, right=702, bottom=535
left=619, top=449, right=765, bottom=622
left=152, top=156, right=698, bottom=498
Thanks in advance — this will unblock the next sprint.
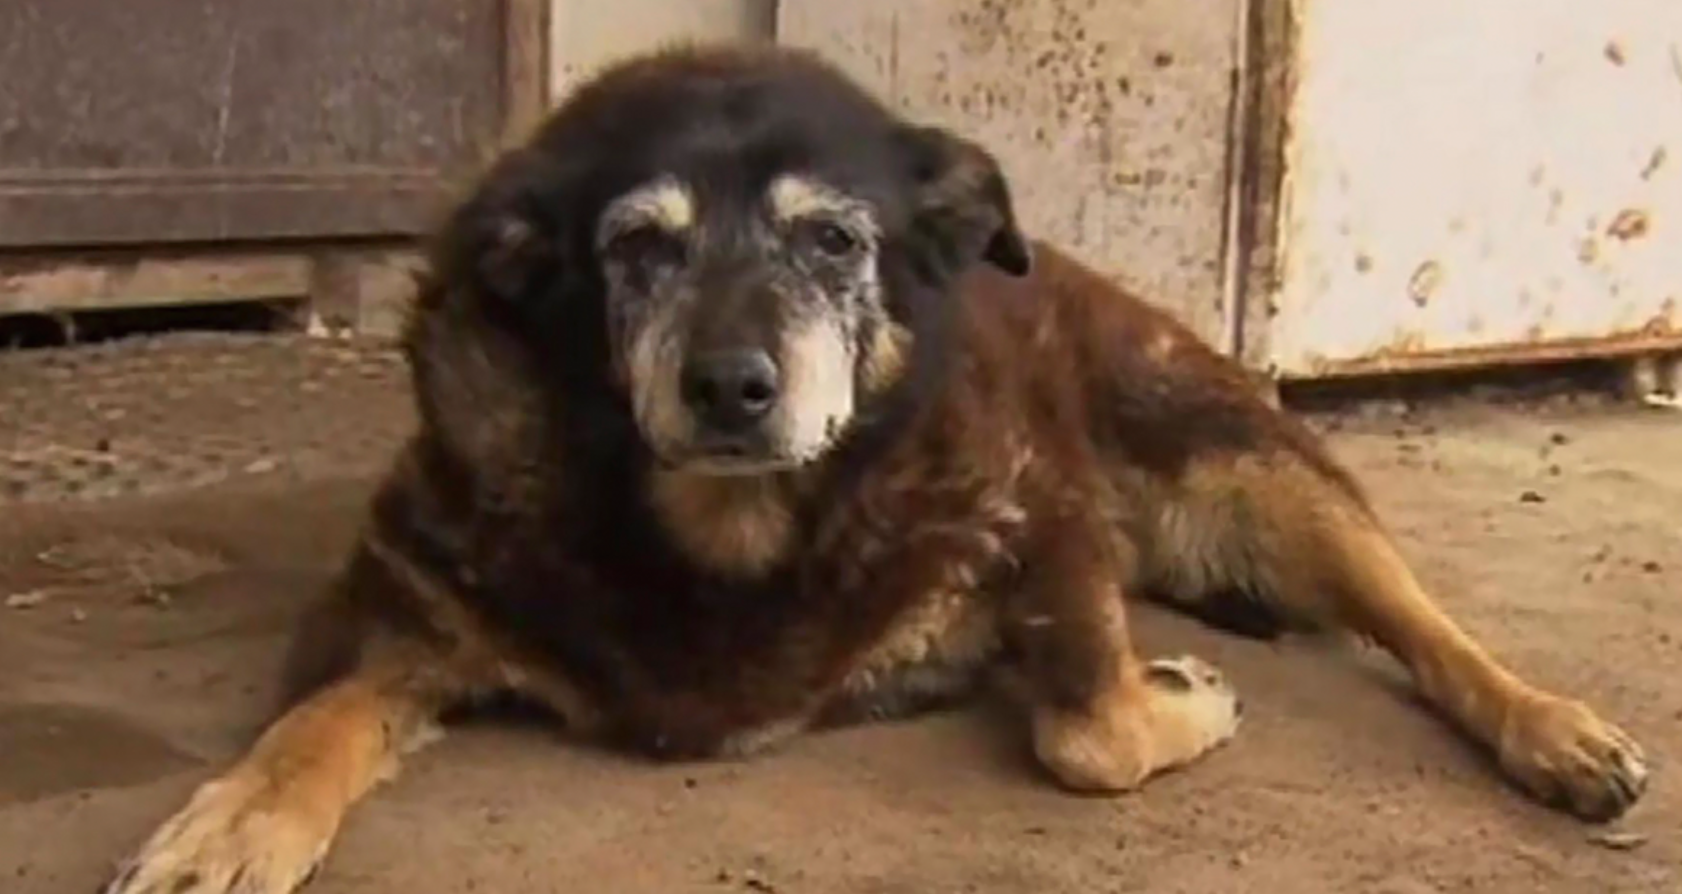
left=1193, top=458, right=1648, bottom=821
left=105, top=661, right=449, bottom=894
left=1318, top=512, right=1646, bottom=820
left=1005, top=515, right=1241, bottom=792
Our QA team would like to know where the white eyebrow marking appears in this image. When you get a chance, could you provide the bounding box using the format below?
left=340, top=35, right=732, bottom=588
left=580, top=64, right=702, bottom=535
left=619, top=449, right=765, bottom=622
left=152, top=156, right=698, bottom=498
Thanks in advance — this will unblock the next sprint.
left=766, top=174, right=880, bottom=237
left=600, top=176, right=695, bottom=240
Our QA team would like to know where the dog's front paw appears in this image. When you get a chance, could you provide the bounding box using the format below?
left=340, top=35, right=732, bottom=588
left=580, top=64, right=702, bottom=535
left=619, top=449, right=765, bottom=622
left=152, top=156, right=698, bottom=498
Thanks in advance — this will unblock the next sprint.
left=105, top=770, right=332, bottom=894
left=1498, top=691, right=1648, bottom=822
left=1033, top=654, right=1241, bottom=793
left=1141, top=654, right=1244, bottom=746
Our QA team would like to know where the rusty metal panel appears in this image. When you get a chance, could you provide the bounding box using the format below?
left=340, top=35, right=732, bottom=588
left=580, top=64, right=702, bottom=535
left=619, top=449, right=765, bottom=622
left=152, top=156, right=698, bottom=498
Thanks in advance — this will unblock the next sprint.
left=0, top=0, right=506, bottom=248
left=779, top=0, right=1242, bottom=346
left=549, top=0, right=776, bottom=98
left=1271, top=0, right=1682, bottom=378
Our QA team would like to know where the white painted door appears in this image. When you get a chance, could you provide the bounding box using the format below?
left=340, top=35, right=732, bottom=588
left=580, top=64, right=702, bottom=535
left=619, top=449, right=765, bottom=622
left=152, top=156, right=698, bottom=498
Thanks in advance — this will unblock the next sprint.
left=1270, top=0, right=1682, bottom=378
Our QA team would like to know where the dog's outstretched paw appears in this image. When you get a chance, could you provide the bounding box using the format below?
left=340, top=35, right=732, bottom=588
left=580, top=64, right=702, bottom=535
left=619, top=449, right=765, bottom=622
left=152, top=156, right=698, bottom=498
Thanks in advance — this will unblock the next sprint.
left=104, top=771, right=331, bottom=894
left=1499, top=691, right=1648, bottom=823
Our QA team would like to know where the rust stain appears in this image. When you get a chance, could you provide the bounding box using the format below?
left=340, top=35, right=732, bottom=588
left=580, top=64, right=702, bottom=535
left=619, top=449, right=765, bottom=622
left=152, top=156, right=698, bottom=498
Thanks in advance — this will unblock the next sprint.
left=1407, top=260, right=1443, bottom=307
left=1641, top=146, right=1667, bottom=180
left=1386, top=330, right=1428, bottom=354
left=1577, top=236, right=1600, bottom=264
left=1605, top=41, right=1627, bottom=66
left=1284, top=327, right=1682, bottom=381
left=1607, top=208, right=1651, bottom=241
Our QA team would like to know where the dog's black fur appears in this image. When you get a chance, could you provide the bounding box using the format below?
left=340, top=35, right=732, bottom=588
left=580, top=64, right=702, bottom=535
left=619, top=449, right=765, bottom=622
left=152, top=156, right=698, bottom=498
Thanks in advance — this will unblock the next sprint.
left=308, top=46, right=1041, bottom=756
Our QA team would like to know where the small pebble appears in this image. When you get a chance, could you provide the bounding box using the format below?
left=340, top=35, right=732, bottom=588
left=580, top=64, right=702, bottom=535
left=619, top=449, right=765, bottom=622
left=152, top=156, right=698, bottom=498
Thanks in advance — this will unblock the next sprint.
left=1588, top=830, right=1648, bottom=851
left=5, top=590, right=49, bottom=610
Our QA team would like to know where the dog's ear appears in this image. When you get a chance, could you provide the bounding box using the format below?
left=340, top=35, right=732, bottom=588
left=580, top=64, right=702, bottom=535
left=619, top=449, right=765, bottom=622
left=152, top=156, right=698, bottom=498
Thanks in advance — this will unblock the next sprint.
left=441, top=148, right=573, bottom=305
left=898, top=125, right=1031, bottom=277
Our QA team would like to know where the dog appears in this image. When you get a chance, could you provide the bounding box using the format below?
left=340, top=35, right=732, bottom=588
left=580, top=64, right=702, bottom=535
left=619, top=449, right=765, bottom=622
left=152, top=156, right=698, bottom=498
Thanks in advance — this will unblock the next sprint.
left=107, top=44, right=1648, bottom=894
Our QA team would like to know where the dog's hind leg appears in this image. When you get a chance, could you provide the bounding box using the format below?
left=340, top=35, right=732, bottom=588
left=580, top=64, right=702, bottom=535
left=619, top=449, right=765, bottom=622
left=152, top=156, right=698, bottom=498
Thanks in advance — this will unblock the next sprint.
left=103, top=657, right=451, bottom=894
left=1172, top=455, right=1648, bottom=821
left=1002, top=510, right=1242, bottom=793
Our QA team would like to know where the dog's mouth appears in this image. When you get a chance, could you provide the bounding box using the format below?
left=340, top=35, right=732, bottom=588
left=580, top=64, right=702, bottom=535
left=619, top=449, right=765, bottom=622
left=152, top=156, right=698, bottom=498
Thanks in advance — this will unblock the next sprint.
left=656, top=436, right=810, bottom=478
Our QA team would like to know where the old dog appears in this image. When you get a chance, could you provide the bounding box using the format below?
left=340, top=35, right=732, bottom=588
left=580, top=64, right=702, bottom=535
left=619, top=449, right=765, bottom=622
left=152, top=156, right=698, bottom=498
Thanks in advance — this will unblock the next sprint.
left=108, top=44, right=1648, bottom=894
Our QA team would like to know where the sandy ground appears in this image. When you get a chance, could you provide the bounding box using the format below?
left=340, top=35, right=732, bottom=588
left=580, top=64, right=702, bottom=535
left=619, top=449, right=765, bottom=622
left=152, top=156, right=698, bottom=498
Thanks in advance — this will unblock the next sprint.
left=1, top=337, right=1678, bottom=893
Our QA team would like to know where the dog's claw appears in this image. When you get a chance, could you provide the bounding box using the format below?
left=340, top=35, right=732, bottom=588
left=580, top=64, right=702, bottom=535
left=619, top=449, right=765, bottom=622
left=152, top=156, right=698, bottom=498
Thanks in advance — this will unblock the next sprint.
left=1499, top=692, right=1649, bottom=822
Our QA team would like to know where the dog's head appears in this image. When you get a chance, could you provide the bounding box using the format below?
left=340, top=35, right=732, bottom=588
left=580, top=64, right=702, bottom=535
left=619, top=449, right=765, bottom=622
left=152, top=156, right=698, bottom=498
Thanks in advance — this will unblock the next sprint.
left=435, top=46, right=1029, bottom=475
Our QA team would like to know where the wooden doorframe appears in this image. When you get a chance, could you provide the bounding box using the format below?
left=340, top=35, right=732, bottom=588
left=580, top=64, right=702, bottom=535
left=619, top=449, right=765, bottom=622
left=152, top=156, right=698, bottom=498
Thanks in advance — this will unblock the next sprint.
left=503, top=0, right=554, bottom=143
left=1, top=0, right=555, bottom=336
left=1221, top=0, right=1297, bottom=376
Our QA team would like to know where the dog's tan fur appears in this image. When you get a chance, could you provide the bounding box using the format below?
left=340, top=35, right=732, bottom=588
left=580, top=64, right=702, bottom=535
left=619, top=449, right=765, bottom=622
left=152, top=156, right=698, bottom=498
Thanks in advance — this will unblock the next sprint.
left=107, top=45, right=1647, bottom=894
left=648, top=470, right=796, bottom=578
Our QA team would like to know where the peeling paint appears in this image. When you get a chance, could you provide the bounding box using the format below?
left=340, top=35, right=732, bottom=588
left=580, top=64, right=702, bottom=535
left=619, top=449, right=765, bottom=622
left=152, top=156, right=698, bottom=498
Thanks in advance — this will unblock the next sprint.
left=1607, top=208, right=1651, bottom=241
left=1641, top=146, right=1668, bottom=180
left=1578, top=236, right=1600, bottom=265
left=1407, top=261, right=1442, bottom=307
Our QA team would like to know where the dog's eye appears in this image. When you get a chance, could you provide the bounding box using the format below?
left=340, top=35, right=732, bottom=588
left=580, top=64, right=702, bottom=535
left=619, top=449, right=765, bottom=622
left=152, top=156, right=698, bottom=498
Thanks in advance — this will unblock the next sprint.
left=801, top=220, right=861, bottom=258
left=604, top=225, right=686, bottom=269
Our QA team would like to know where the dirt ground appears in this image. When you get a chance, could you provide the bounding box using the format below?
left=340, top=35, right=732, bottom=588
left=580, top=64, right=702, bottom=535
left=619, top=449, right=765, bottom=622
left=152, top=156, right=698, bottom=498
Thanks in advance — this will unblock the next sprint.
left=1, top=336, right=1678, bottom=893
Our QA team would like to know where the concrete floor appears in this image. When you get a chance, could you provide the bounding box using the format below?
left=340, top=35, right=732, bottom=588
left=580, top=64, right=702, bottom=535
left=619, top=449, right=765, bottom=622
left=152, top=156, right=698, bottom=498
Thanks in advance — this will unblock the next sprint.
left=1, top=335, right=1676, bottom=893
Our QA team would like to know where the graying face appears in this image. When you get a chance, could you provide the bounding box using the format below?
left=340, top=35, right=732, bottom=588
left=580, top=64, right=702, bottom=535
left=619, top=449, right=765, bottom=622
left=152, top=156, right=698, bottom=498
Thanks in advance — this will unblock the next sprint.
left=595, top=173, right=905, bottom=475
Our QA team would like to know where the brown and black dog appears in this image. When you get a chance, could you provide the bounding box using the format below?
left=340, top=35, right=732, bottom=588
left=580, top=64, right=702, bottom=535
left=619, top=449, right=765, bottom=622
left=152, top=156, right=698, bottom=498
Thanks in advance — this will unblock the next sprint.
left=108, top=44, right=1647, bottom=894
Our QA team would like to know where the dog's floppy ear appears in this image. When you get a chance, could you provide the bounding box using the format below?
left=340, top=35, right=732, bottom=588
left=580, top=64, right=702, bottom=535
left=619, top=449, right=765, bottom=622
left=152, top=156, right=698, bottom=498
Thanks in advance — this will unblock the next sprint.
left=441, top=148, right=573, bottom=305
left=898, top=125, right=1032, bottom=277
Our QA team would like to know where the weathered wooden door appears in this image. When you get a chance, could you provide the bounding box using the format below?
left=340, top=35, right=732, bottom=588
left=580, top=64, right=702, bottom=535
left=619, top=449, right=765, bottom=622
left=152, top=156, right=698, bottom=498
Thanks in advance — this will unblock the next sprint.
left=0, top=0, right=511, bottom=249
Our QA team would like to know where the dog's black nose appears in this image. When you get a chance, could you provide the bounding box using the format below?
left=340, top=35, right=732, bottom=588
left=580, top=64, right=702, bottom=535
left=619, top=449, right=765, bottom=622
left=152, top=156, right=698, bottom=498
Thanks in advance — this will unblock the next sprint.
left=681, top=349, right=780, bottom=431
